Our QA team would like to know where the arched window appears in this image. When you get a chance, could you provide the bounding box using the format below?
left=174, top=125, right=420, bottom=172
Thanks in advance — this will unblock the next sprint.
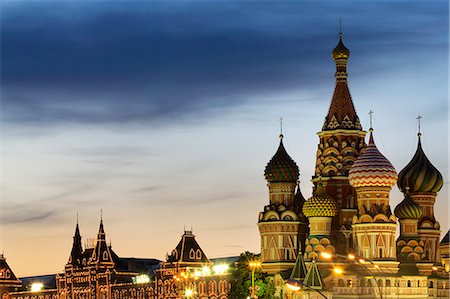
left=407, top=280, right=411, bottom=287
left=103, top=251, right=109, bottom=260
left=367, top=279, right=373, bottom=287
left=386, top=280, right=391, bottom=287
left=360, top=279, right=366, bottom=287
left=189, top=249, right=195, bottom=259
left=338, top=279, right=344, bottom=287
left=378, top=279, right=383, bottom=287
left=347, top=280, right=352, bottom=287
left=429, top=281, right=434, bottom=288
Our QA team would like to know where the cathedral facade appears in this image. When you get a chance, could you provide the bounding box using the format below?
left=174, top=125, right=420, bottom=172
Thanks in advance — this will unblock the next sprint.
left=259, top=33, right=449, bottom=298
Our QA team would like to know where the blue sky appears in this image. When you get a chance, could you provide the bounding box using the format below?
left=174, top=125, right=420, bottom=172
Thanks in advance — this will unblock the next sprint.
left=1, top=1, right=448, bottom=276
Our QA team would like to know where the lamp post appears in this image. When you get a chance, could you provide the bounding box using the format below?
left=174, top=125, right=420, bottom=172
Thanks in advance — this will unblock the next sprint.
left=286, top=278, right=328, bottom=299
left=248, top=261, right=261, bottom=299
left=321, top=252, right=383, bottom=299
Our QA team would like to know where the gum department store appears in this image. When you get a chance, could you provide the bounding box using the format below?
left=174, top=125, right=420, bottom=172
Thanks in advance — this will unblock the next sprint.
left=0, top=33, right=449, bottom=299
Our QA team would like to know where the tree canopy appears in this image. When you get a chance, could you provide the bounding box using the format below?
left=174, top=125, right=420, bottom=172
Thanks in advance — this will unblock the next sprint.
left=228, top=252, right=275, bottom=299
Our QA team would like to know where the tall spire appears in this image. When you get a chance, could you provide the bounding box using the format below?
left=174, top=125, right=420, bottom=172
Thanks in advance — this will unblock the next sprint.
left=68, top=218, right=83, bottom=267
left=323, top=31, right=361, bottom=131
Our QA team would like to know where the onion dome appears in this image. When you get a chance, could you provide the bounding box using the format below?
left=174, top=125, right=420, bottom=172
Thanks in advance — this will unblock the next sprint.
left=397, top=134, right=443, bottom=193
left=349, top=130, right=397, bottom=188
left=394, top=188, right=423, bottom=219
left=303, top=183, right=338, bottom=218
left=332, top=33, right=350, bottom=60
left=264, top=135, right=299, bottom=183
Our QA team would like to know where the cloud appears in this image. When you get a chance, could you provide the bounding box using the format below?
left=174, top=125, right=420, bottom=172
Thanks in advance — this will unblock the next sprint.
left=1, top=1, right=447, bottom=127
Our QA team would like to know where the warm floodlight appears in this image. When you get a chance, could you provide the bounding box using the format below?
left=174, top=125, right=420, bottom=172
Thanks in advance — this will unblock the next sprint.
left=347, top=253, right=356, bottom=260
left=31, top=283, right=44, bottom=292
left=213, top=264, right=229, bottom=275
left=333, top=267, right=343, bottom=275
left=320, top=251, right=333, bottom=259
left=185, top=289, right=194, bottom=297
left=132, top=274, right=150, bottom=284
left=286, top=278, right=302, bottom=291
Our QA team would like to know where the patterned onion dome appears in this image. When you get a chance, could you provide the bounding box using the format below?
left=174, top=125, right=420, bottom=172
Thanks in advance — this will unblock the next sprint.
left=302, top=183, right=338, bottom=218
left=397, top=135, right=443, bottom=193
left=394, top=188, right=423, bottom=219
left=349, top=130, right=398, bottom=188
left=264, top=135, right=299, bottom=183
left=332, top=33, right=350, bottom=60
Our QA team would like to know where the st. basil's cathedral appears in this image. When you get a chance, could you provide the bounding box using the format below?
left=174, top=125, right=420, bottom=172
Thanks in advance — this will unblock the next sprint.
left=0, top=33, right=449, bottom=299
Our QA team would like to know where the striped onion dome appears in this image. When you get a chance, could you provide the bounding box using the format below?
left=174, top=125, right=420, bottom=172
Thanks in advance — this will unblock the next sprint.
left=394, top=188, right=423, bottom=219
left=303, top=183, right=338, bottom=218
left=349, top=130, right=397, bottom=188
left=397, top=134, right=443, bottom=193
left=264, top=135, right=299, bottom=183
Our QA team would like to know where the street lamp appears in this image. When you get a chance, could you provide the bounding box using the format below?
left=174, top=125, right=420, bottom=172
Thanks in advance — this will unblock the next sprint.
left=286, top=278, right=328, bottom=299
left=320, top=251, right=382, bottom=299
left=248, top=260, right=261, bottom=299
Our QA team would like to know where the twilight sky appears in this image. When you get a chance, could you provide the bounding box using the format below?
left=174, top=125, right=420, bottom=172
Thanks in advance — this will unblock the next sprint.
left=1, top=1, right=448, bottom=276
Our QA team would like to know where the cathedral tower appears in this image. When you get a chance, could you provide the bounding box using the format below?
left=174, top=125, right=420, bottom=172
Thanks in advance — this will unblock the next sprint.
left=349, top=128, right=399, bottom=273
left=397, top=129, right=443, bottom=274
left=303, top=182, right=339, bottom=260
left=394, top=186, right=424, bottom=273
left=313, top=33, right=366, bottom=254
left=258, top=133, right=308, bottom=274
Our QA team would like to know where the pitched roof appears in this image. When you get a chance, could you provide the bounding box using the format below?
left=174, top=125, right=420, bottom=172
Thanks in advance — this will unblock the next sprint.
left=289, top=252, right=307, bottom=280
left=441, top=229, right=450, bottom=245
left=0, top=255, right=22, bottom=287
left=167, top=230, right=210, bottom=264
left=303, top=260, right=323, bottom=290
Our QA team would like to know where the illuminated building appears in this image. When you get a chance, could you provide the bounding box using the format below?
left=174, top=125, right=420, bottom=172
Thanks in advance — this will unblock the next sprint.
left=259, top=32, right=449, bottom=298
left=3, top=222, right=230, bottom=299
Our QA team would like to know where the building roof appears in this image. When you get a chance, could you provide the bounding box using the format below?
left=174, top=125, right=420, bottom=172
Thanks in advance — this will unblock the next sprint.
left=264, top=135, right=299, bottom=183
left=0, top=255, right=22, bottom=287
left=441, top=229, right=450, bottom=245
left=303, top=260, right=323, bottom=290
left=289, top=252, right=307, bottom=280
left=167, top=230, right=210, bottom=264
left=397, top=134, right=443, bottom=194
left=349, top=130, right=397, bottom=188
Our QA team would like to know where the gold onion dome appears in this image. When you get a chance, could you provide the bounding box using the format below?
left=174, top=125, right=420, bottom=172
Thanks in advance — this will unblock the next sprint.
left=264, top=135, right=299, bottom=183
left=302, top=183, right=338, bottom=218
left=332, top=33, right=350, bottom=60
left=349, top=130, right=398, bottom=188
left=397, top=134, right=443, bottom=193
left=394, top=188, right=423, bottom=220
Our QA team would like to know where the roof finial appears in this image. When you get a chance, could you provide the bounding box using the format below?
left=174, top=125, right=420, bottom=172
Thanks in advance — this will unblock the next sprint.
left=279, top=117, right=284, bottom=139
left=100, top=209, right=103, bottom=222
left=76, top=212, right=79, bottom=225
left=368, top=110, right=374, bottom=131
left=417, top=115, right=422, bottom=138
left=339, top=18, right=343, bottom=38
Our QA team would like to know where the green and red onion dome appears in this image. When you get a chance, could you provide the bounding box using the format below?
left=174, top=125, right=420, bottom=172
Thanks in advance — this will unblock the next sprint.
left=264, top=135, right=299, bottom=183
left=397, top=135, right=443, bottom=193
left=349, top=130, right=398, bottom=188
left=394, top=189, right=423, bottom=220
left=332, top=33, right=350, bottom=60
left=302, top=183, right=338, bottom=218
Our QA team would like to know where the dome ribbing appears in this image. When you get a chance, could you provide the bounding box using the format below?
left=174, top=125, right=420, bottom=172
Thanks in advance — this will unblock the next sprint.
left=264, top=135, right=299, bottom=183
left=349, top=130, right=397, bottom=188
left=397, top=135, right=443, bottom=193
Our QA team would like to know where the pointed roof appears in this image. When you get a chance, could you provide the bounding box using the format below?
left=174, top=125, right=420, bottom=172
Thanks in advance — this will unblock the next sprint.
left=289, top=252, right=307, bottom=280
left=167, top=230, right=210, bottom=264
left=264, top=135, right=299, bottom=183
left=67, top=222, right=83, bottom=267
left=397, top=134, right=443, bottom=193
left=323, top=33, right=362, bottom=131
left=89, top=218, right=114, bottom=267
left=0, top=254, right=22, bottom=287
left=441, top=229, right=450, bottom=245
left=303, top=260, right=323, bottom=290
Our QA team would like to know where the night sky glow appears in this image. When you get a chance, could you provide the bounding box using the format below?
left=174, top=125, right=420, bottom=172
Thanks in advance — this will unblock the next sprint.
left=1, top=1, right=448, bottom=276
